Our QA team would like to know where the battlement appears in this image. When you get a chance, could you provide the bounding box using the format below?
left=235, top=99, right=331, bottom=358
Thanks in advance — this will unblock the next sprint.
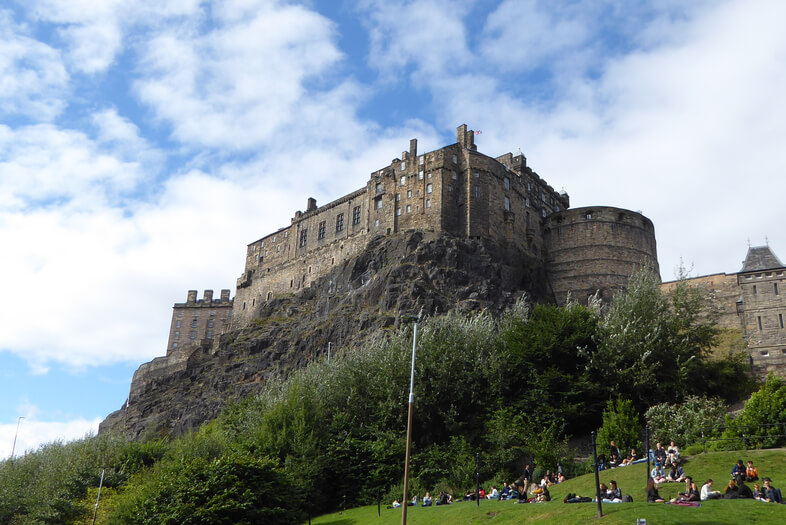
left=180, top=289, right=233, bottom=306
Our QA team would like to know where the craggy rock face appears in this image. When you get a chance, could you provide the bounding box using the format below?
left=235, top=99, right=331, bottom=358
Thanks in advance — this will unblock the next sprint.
left=100, top=231, right=551, bottom=439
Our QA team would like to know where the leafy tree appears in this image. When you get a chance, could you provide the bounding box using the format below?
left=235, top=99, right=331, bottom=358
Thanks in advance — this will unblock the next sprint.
left=719, top=372, right=786, bottom=449
left=596, top=398, right=641, bottom=457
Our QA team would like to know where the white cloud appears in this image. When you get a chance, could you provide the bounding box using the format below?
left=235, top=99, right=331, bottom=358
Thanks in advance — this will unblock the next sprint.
left=134, top=0, right=346, bottom=150
left=0, top=414, right=100, bottom=460
left=0, top=9, right=68, bottom=120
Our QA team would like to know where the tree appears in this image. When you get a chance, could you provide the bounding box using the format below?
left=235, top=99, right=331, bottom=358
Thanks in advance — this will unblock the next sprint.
left=596, top=398, right=641, bottom=457
left=720, top=373, right=786, bottom=449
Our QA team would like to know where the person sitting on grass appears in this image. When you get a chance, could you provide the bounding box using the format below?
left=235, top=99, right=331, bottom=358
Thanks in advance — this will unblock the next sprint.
left=621, top=448, right=638, bottom=466
left=676, top=477, right=700, bottom=502
left=654, top=443, right=667, bottom=466
left=700, top=479, right=722, bottom=500
left=731, top=459, right=746, bottom=479
left=646, top=478, right=665, bottom=503
left=486, top=486, right=499, bottom=500
left=500, top=482, right=511, bottom=500
left=667, top=463, right=686, bottom=482
left=435, top=491, right=452, bottom=505
left=746, top=460, right=759, bottom=482
left=650, top=462, right=667, bottom=484
left=724, top=478, right=740, bottom=499
left=388, top=499, right=401, bottom=508
left=422, top=492, right=432, bottom=506
left=604, top=480, right=623, bottom=503
left=753, top=483, right=764, bottom=501
left=515, top=484, right=528, bottom=504
left=736, top=475, right=754, bottom=499
left=667, top=441, right=680, bottom=465
left=762, top=477, right=783, bottom=503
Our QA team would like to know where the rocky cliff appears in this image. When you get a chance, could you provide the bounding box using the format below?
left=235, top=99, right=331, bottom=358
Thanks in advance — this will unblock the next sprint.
left=100, top=231, right=552, bottom=438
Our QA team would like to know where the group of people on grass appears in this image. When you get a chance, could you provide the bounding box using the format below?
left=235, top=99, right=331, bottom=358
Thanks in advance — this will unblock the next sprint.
left=390, top=443, right=785, bottom=510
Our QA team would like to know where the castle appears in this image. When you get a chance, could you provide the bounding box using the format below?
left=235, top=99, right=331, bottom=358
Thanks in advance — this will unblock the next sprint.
left=164, top=124, right=659, bottom=353
left=661, top=245, right=786, bottom=374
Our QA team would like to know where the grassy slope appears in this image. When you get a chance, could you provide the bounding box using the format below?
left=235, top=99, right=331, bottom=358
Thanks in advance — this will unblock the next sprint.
left=309, top=449, right=786, bottom=524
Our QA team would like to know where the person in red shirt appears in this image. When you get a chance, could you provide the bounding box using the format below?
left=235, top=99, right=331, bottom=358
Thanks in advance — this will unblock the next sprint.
left=746, top=460, right=759, bottom=482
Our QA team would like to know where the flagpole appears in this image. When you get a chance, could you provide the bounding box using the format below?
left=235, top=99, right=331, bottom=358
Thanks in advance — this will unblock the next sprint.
left=11, top=416, right=24, bottom=458
left=401, top=322, right=418, bottom=525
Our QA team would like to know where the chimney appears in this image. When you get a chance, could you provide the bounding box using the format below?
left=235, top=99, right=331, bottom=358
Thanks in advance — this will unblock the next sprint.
left=409, top=138, right=417, bottom=160
left=306, top=197, right=317, bottom=212
left=457, top=124, right=467, bottom=147
left=203, top=290, right=213, bottom=303
left=187, top=290, right=198, bottom=303
left=220, top=289, right=231, bottom=302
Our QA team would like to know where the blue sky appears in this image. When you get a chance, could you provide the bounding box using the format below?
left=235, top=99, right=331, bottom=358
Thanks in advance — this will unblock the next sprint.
left=2, top=0, right=786, bottom=458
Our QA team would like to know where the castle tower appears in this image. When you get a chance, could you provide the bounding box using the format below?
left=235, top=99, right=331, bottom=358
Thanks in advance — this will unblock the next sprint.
left=543, top=206, right=659, bottom=305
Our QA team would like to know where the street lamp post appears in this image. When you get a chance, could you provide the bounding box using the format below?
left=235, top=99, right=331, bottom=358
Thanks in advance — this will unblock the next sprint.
left=10, top=416, right=24, bottom=458
left=401, top=321, right=418, bottom=525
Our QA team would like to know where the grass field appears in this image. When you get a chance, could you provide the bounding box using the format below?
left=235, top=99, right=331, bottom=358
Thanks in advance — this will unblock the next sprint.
left=308, top=449, right=786, bottom=524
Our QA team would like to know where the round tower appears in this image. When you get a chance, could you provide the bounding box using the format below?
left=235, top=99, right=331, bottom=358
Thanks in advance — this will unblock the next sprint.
left=543, top=206, right=659, bottom=305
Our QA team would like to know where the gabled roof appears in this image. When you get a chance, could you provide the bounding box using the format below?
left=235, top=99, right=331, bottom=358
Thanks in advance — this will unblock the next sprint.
left=740, top=245, right=784, bottom=272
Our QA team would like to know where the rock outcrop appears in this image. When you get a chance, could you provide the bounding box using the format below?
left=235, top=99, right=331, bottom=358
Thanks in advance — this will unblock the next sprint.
left=100, top=231, right=552, bottom=438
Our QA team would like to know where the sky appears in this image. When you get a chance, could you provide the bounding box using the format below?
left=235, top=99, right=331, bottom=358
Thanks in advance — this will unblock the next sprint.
left=2, top=0, right=785, bottom=459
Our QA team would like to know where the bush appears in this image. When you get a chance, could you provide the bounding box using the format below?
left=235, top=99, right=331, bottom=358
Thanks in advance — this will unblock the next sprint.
left=645, top=395, right=727, bottom=447
left=596, top=398, right=641, bottom=458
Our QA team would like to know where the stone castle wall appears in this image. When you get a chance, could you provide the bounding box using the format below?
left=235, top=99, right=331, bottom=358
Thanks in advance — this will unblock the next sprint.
left=231, top=124, right=572, bottom=327
left=543, top=206, right=659, bottom=305
left=660, top=273, right=741, bottom=330
left=737, top=267, right=786, bottom=373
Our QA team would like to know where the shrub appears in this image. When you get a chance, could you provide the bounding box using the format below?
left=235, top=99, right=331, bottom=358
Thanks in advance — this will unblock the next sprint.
left=596, top=398, right=641, bottom=458
left=645, top=395, right=727, bottom=447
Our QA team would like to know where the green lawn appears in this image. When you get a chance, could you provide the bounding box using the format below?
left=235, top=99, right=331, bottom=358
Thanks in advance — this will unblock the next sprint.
left=308, top=449, right=786, bottom=524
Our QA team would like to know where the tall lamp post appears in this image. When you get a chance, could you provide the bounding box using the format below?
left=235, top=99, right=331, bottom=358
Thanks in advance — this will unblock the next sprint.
left=11, top=416, right=24, bottom=458
left=401, top=320, right=418, bottom=525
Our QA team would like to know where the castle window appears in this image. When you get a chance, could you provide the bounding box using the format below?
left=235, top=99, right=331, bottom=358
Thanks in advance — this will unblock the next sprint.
left=542, top=209, right=547, bottom=218
left=177, top=311, right=183, bottom=318
left=526, top=197, right=530, bottom=207
left=336, top=213, right=344, bottom=233
left=260, top=256, right=264, bottom=263
left=400, top=161, right=406, bottom=171
left=555, top=205, right=560, bottom=212
left=290, top=279, right=293, bottom=288
left=761, top=350, right=769, bottom=357
left=452, top=154, right=457, bottom=164
left=427, top=172, right=432, bottom=179
left=375, top=219, right=380, bottom=227
left=210, top=309, right=215, bottom=316
left=174, top=331, right=180, bottom=339
left=407, top=190, right=412, bottom=198
left=474, top=172, right=480, bottom=179
left=473, top=186, right=480, bottom=198
left=504, top=196, right=510, bottom=211
left=300, top=228, right=308, bottom=247
left=277, top=246, right=280, bottom=252
left=542, top=192, right=547, bottom=202
left=754, top=285, right=758, bottom=295
left=418, top=170, right=424, bottom=180
left=396, top=193, right=401, bottom=202
left=175, top=320, right=181, bottom=329
left=375, top=182, right=382, bottom=194
left=190, top=331, right=197, bottom=340
left=527, top=182, right=531, bottom=191
left=504, top=177, right=510, bottom=190
left=758, top=316, right=762, bottom=330
left=775, top=283, right=780, bottom=295
left=284, top=231, right=288, bottom=238
left=352, top=206, right=361, bottom=225
left=396, top=207, right=401, bottom=216
left=452, top=170, right=457, bottom=180
left=426, top=183, right=433, bottom=194
left=375, top=196, right=383, bottom=209
left=448, top=185, right=452, bottom=192
left=191, top=319, right=198, bottom=328
left=172, top=342, right=178, bottom=348
left=207, top=330, right=213, bottom=339
left=208, top=319, right=214, bottom=328
left=400, top=175, right=406, bottom=186
left=419, top=155, right=424, bottom=165
left=273, top=235, right=276, bottom=242
left=426, top=199, right=431, bottom=208
left=780, top=314, right=784, bottom=329
left=586, top=213, right=592, bottom=220
left=318, top=221, right=326, bottom=240
left=406, top=204, right=411, bottom=213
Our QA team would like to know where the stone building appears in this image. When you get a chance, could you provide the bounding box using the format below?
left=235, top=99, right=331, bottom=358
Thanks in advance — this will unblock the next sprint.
left=661, top=245, right=786, bottom=373
left=164, top=124, right=659, bottom=346
left=165, top=289, right=233, bottom=352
